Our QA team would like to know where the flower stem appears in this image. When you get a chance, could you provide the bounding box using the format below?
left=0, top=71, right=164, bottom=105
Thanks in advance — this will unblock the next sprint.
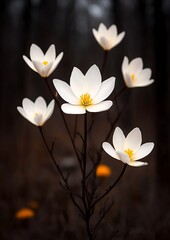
left=39, top=126, right=84, bottom=215
left=39, top=126, right=65, bottom=182
left=82, top=113, right=88, bottom=210
left=90, top=164, right=127, bottom=209
left=101, top=50, right=108, bottom=76
left=113, top=85, right=127, bottom=101
left=82, top=113, right=94, bottom=239
left=44, top=77, right=82, bottom=171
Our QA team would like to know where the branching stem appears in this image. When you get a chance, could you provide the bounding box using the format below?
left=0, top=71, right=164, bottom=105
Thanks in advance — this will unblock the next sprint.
left=90, top=164, right=127, bottom=209
left=44, top=77, right=82, bottom=172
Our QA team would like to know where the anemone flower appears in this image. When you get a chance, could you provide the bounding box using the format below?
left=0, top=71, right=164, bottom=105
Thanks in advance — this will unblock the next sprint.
left=122, top=56, right=154, bottom=87
left=23, top=44, right=63, bottom=77
left=17, top=96, right=55, bottom=126
left=92, top=23, right=125, bottom=51
left=102, top=127, right=154, bottom=167
left=53, top=65, right=115, bottom=114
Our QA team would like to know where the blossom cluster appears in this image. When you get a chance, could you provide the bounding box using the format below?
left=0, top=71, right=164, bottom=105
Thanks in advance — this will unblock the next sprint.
left=17, top=23, right=154, bottom=168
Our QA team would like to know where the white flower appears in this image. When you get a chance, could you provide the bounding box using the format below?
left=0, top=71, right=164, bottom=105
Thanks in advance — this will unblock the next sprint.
left=53, top=65, right=115, bottom=114
left=17, top=97, right=55, bottom=126
left=92, top=23, right=125, bottom=51
left=102, top=127, right=154, bottom=167
left=23, top=44, right=63, bottom=77
left=122, top=56, right=154, bottom=87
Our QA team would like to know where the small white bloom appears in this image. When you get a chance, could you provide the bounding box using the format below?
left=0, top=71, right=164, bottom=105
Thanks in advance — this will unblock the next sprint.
left=102, top=127, right=154, bottom=167
left=23, top=44, right=63, bottom=77
left=53, top=65, right=115, bottom=114
left=92, top=23, right=125, bottom=51
left=17, top=97, right=55, bottom=126
left=122, top=56, right=154, bottom=87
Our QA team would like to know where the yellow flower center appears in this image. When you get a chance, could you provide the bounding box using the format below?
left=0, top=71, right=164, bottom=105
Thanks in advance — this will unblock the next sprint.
left=80, top=93, right=92, bottom=107
left=34, top=112, right=42, bottom=120
left=124, top=149, right=134, bottom=161
left=131, top=74, right=135, bottom=81
left=43, top=61, right=48, bottom=66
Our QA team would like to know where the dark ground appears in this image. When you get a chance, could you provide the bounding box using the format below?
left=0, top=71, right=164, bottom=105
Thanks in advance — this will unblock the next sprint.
left=0, top=0, right=170, bottom=239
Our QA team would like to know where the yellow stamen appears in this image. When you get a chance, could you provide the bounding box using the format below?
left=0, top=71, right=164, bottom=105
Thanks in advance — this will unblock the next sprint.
left=131, top=74, right=135, bottom=81
left=124, top=149, right=134, bottom=161
left=43, top=61, right=48, bottom=66
left=80, top=93, right=92, bottom=107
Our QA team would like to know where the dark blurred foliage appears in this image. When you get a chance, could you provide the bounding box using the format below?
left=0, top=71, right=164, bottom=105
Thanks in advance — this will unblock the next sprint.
left=0, top=0, right=170, bottom=239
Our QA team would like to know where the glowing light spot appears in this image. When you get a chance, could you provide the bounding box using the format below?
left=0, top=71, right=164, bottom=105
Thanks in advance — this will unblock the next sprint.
left=43, top=61, right=48, bottom=66
left=96, top=164, right=111, bottom=177
left=15, top=208, right=35, bottom=219
left=80, top=93, right=92, bottom=107
left=124, top=149, right=134, bottom=161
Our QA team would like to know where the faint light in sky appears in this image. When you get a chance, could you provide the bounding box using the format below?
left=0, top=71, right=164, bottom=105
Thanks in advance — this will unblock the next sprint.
left=88, top=4, right=104, bottom=18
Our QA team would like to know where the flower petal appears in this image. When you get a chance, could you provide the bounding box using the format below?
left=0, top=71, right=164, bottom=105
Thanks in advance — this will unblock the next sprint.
left=22, top=98, right=35, bottom=118
left=99, top=37, right=113, bottom=50
left=53, top=79, right=79, bottom=104
left=138, top=68, right=152, bottom=81
left=33, top=114, right=43, bottom=126
left=70, top=67, right=87, bottom=97
left=116, top=151, right=130, bottom=164
left=98, top=23, right=107, bottom=35
left=128, top=161, right=148, bottom=167
left=17, top=107, right=36, bottom=125
left=30, top=44, right=44, bottom=61
left=93, top=77, right=115, bottom=104
left=129, top=57, right=143, bottom=74
left=32, top=61, right=53, bottom=77
left=86, top=100, right=112, bottom=112
left=44, top=99, right=55, bottom=123
left=48, top=52, right=63, bottom=76
left=108, top=25, right=117, bottom=39
left=133, top=143, right=154, bottom=160
left=114, top=32, right=125, bottom=46
left=122, top=56, right=129, bottom=76
left=123, top=73, right=135, bottom=88
left=23, top=56, right=37, bottom=72
left=134, top=79, right=154, bottom=87
left=61, top=104, right=86, bottom=114
left=85, top=65, right=102, bottom=98
left=124, top=128, right=142, bottom=152
left=44, top=44, right=56, bottom=62
left=92, top=29, right=100, bottom=43
left=17, top=107, right=28, bottom=121
left=34, top=96, right=47, bottom=115
left=102, top=142, right=120, bottom=160
left=112, top=127, right=125, bottom=152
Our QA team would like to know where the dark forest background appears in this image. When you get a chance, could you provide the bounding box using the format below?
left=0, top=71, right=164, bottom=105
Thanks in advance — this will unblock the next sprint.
left=0, top=0, right=170, bottom=239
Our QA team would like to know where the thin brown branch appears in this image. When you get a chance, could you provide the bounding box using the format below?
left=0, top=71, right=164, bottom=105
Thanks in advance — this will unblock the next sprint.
left=90, top=164, right=127, bottom=209
left=44, top=77, right=82, bottom=170
left=93, top=199, right=114, bottom=235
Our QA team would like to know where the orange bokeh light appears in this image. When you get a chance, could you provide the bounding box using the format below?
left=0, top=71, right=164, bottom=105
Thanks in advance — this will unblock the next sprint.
left=96, top=164, right=111, bottom=177
left=15, top=208, right=35, bottom=219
